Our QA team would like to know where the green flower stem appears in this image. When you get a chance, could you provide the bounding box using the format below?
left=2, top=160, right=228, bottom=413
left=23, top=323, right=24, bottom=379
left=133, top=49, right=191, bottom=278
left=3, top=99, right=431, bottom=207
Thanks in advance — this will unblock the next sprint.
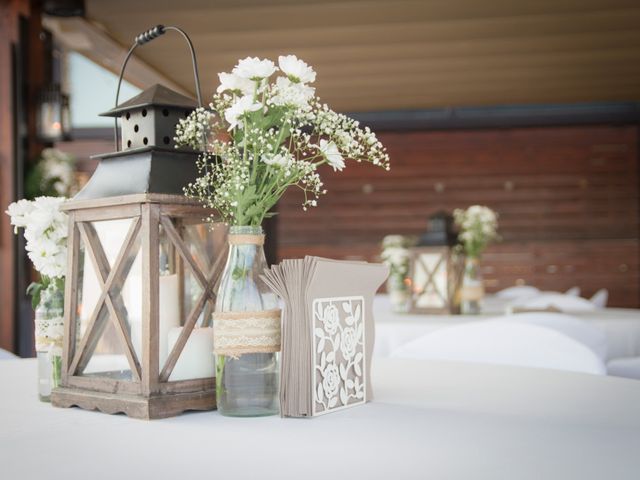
left=51, top=355, right=62, bottom=389
left=216, top=355, right=225, bottom=396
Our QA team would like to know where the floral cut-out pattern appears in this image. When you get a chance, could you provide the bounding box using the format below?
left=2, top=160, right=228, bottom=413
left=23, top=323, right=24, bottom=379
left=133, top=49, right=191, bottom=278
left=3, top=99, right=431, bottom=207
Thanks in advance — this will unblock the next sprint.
left=312, top=296, right=366, bottom=414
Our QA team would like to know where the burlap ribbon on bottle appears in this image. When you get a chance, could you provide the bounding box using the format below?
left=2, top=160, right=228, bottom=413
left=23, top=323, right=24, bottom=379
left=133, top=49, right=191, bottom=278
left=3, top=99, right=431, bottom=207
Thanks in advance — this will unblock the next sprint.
left=213, top=309, right=281, bottom=357
left=228, top=234, right=265, bottom=246
left=460, top=285, right=485, bottom=301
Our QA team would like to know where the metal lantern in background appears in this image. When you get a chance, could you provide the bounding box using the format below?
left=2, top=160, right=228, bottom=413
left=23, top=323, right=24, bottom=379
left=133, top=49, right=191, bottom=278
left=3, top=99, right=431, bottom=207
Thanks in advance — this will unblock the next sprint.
left=51, top=26, right=227, bottom=419
left=408, top=211, right=464, bottom=314
left=36, top=84, right=71, bottom=142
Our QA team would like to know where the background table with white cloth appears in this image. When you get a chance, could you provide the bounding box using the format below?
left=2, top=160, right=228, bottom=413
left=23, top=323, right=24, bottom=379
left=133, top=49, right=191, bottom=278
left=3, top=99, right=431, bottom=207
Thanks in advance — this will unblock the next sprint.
left=1, top=358, right=639, bottom=480
left=373, top=295, right=640, bottom=361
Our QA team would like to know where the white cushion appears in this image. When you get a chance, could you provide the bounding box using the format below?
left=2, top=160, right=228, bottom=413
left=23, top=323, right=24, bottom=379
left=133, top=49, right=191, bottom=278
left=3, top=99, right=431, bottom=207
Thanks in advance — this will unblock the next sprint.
left=391, top=320, right=606, bottom=375
left=607, top=357, right=640, bottom=380
left=495, top=312, right=608, bottom=361
left=590, top=289, right=609, bottom=308
left=513, top=293, right=597, bottom=312
left=0, top=348, right=17, bottom=360
left=495, top=285, right=540, bottom=299
left=565, top=286, right=581, bottom=296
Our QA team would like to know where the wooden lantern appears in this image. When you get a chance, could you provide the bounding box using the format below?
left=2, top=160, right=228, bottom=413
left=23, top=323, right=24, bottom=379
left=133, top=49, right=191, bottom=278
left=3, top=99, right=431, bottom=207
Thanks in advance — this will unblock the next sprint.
left=408, top=212, right=463, bottom=314
left=51, top=83, right=226, bottom=419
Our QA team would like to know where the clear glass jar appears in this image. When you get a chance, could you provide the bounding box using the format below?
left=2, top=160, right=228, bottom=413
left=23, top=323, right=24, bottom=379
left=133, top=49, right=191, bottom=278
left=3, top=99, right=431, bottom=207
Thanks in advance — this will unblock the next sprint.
left=34, top=282, right=64, bottom=402
left=214, top=226, right=279, bottom=417
left=460, top=257, right=484, bottom=315
left=387, top=275, right=410, bottom=313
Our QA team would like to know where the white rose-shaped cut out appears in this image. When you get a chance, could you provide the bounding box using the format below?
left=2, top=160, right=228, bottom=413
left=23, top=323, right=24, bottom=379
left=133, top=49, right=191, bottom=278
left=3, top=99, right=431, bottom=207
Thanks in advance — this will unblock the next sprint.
left=322, top=363, right=340, bottom=399
left=322, top=304, right=340, bottom=335
left=340, top=326, right=358, bottom=360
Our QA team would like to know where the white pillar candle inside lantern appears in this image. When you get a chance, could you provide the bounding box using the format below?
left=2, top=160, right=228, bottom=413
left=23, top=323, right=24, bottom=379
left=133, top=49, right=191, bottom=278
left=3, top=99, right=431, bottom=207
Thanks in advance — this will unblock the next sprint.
left=159, top=274, right=181, bottom=365
left=130, top=273, right=181, bottom=368
left=167, top=327, right=214, bottom=381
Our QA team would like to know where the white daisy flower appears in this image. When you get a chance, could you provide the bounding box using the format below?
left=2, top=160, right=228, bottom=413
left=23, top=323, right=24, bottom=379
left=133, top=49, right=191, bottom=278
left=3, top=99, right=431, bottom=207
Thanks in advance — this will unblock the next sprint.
left=270, top=77, right=315, bottom=109
left=233, top=57, right=277, bottom=81
left=262, top=152, right=292, bottom=168
left=216, top=72, right=255, bottom=95
left=318, top=139, right=345, bottom=171
left=224, top=95, right=262, bottom=131
left=278, top=55, right=316, bottom=83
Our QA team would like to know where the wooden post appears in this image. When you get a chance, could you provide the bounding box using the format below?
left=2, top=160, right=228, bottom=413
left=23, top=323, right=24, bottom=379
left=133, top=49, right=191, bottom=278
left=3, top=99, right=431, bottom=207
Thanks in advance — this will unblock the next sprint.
left=141, top=203, right=160, bottom=397
left=0, top=1, right=18, bottom=353
left=0, top=0, right=49, bottom=355
left=61, top=213, right=79, bottom=384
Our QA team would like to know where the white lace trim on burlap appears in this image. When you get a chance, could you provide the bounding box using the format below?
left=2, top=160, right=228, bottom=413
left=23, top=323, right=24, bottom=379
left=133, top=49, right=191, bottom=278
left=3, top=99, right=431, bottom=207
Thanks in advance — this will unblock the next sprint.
left=213, top=309, right=281, bottom=357
left=35, top=314, right=64, bottom=353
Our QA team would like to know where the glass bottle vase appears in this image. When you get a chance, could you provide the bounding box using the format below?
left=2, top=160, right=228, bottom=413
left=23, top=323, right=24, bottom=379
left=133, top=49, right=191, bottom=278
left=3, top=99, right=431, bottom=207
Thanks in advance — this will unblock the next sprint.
left=34, top=282, right=65, bottom=402
left=460, top=257, right=484, bottom=315
left=387, top=274, right=410, bottom=313
left=214, top=226, right=280, bottom=417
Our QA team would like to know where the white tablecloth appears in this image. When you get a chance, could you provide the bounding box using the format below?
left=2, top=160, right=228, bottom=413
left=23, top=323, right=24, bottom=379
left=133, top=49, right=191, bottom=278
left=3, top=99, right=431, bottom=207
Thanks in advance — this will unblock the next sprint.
left=374, top=295, right=640, bottom=361
left=1, top=359, right=639, bottom=479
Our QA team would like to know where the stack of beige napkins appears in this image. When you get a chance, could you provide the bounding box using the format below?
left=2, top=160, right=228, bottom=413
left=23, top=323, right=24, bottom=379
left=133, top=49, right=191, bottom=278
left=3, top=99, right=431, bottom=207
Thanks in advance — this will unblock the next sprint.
left=262, top=256, right=388, bottom=417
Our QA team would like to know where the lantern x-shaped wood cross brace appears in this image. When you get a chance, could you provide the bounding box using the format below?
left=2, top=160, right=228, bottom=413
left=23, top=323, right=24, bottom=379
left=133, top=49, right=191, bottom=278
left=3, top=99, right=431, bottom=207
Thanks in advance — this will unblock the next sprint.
left=414, top=253, right=447, bottom=305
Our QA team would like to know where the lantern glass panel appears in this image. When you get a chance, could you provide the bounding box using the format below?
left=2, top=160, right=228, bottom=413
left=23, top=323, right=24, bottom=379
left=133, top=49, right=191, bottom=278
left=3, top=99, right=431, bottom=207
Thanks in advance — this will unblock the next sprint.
left=412, top=251, right=448, bottom=309
left=75, top=218, right=142, bottom=380
left=157, top=222, right=183, bottom=370
left=158, top=217, right=226, bottom=382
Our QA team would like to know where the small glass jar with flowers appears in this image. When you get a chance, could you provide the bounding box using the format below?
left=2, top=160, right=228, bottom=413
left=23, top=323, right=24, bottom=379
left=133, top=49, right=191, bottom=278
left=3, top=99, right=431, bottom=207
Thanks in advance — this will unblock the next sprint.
left=453, top=205, right=499, bottom=314
left=380, top=235, right=415, bottom=312
left=6, top=197, right=68, bottom=401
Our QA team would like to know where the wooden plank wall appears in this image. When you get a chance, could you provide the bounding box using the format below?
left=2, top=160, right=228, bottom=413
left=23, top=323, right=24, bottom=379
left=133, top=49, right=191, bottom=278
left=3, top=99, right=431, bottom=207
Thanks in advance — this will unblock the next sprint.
left=278, top=125, right=640, bottom=307
left=0, top=1, right=18, bottom=352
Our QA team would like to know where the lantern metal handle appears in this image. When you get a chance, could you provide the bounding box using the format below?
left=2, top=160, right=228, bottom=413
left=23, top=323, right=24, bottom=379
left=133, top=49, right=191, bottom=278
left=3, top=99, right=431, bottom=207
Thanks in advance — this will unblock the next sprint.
left=113, top=25, right=204, bottom=151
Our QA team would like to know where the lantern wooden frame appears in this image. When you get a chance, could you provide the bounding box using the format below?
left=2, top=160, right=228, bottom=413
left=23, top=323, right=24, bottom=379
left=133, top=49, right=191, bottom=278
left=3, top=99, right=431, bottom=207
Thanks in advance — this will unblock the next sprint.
left=407, top=246, right=464, bottom=314
left=51, top=193, right=226, bottom=419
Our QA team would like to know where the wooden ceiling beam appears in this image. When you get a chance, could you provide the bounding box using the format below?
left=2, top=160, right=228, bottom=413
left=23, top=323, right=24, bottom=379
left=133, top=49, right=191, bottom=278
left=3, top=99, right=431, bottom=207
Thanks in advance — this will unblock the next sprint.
left=42, top=16, right=190, bottom=94
left=89, top=0, right=640, bottom=34
left=88, top=8, right=640, bottom=58
left=191, top=30, right=640, bottom=67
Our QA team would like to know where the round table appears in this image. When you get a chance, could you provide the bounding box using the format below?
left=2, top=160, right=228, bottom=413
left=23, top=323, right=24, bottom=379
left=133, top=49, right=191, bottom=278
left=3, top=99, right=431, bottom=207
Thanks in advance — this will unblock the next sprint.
left=1, top=358, right=639, bottom=479
left=374, top=295, right=640, bottom=361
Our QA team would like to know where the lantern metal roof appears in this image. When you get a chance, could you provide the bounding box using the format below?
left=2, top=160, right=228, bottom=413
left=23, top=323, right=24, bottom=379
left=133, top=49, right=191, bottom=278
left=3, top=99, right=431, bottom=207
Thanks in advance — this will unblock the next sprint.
left=418, top=211, right=458, bottom=246
left=99, top=83, right=198, bottom=117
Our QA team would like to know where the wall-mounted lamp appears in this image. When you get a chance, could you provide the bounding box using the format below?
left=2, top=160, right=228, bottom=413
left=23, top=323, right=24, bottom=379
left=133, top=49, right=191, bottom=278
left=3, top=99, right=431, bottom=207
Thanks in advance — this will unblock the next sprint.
left=36, top=84, right=71, bottom=142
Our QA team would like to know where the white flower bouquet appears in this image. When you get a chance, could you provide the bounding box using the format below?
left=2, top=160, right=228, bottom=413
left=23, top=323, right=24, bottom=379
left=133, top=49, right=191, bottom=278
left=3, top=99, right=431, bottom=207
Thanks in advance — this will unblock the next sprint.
left=175, top=55, right=390, bottom=226
left=453, top=205, right=499, bottom=259
left=380, top=235, right=415, bottom=281
left=5, top=196, right=68, bottom=307
left=26, top=148, right=76, bottom=199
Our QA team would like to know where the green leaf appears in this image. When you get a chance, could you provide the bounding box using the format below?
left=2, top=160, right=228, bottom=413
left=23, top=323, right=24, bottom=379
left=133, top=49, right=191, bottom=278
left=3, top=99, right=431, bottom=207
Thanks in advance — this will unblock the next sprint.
left=232, top=266, right=247, bottom=281
left=26, top=282, right=44, bottom=309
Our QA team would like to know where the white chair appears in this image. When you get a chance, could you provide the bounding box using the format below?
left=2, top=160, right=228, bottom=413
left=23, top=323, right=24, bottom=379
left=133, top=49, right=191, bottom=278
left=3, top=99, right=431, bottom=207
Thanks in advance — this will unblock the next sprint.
left=590, top=289, right=609, bottom=308
left=495, top=285, right=539, bottom=300
left=495, top=312, right=608, bottom=361
left=565, top=286, right=581, bottom=296
left=391, top=320, right=606, bottom=375
left=0, top=348, right=17, bottom=360
left=512, top=292, right=597, bottom=312
left=607, top=357, right=640, bottom=380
